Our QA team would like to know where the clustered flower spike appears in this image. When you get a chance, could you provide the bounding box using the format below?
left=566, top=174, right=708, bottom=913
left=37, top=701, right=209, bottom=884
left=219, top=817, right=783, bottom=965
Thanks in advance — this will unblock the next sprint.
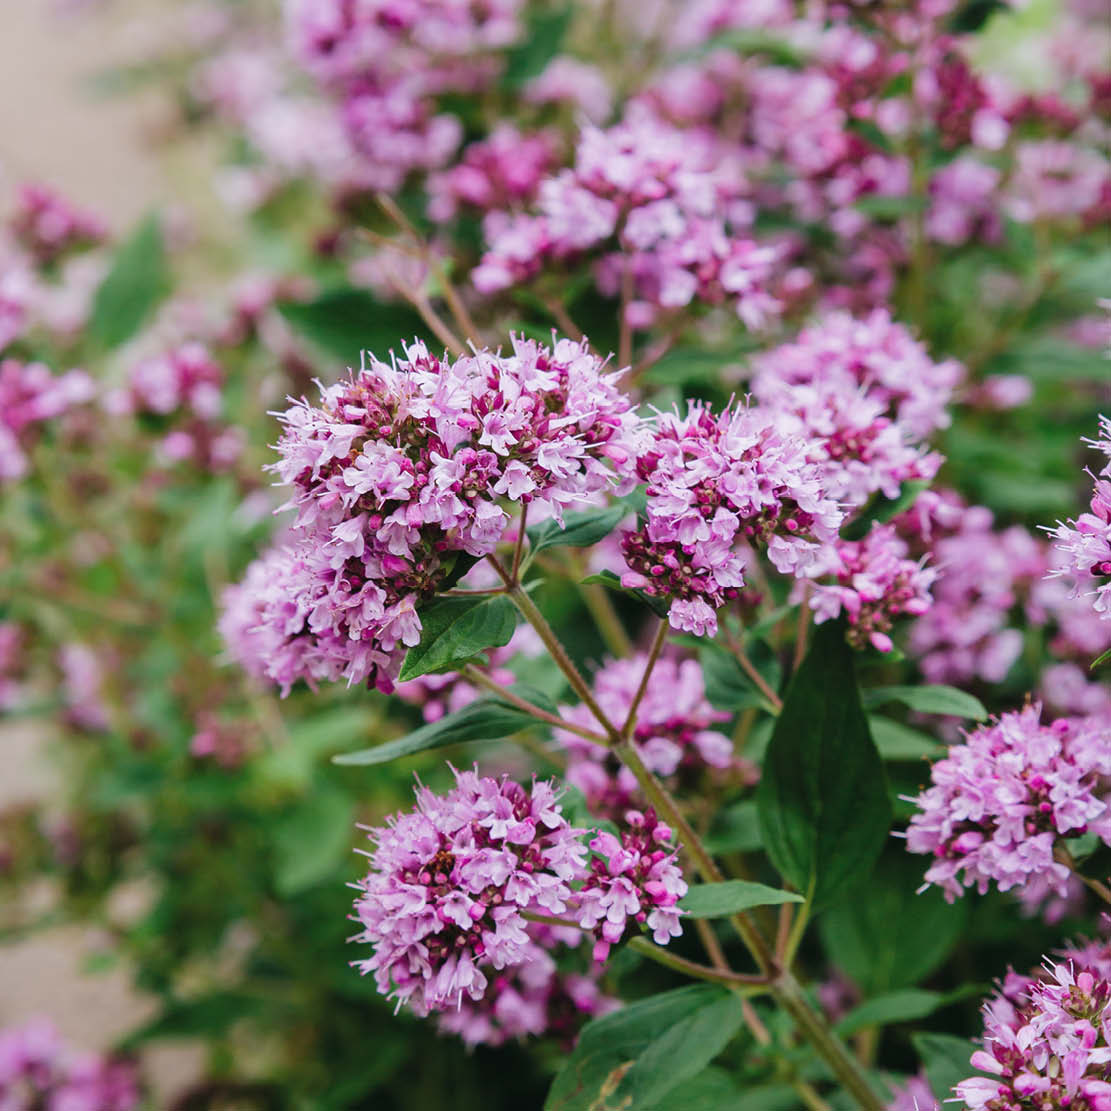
left=555, top=653, right=749, bottom=818
left=436, top=927, right=618, bottom=1048
left=620, top=400, right=844, bottom=637
left=351, top=769, right=589, bottom=1016
left=807, top=524, right=936, bottom=653
left=474, top=105, right=787, bottom=331
left=576, top=809, right=687, bottom=963
left=0, top=358, right=94, bottom=482
left=1046, top=416, right=1111, bottom=625
left=905, top=705, right=1111, bottom=903
left=747, top=309, right=964, bottom=440
left=958, top=949, right=1111, bottom=1110
left=108, top=342, right=243, bottom=471
left=222, top=335, right=640, bottom=693
left=8, top=183, right=108, bottom=264
left=0, top=1019, right=140, bottom=1111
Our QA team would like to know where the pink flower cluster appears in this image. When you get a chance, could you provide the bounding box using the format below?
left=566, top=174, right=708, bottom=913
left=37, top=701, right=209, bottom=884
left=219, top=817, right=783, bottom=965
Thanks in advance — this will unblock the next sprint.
left=747, top=309, right=964, bottom=440
left=474, top=106, right=786, bottom=330
left=427, top=125, right=558, bottom=223
left=225, top=336, right=639, bottom=693
left=620, top=400, right=843, bottom=637
left=108, top=342, right=243, bottom=471
left=0, top=1018, right=139, bottom=1111
left=905, top=705, right=1111, bottom=903
left=0, top=358, right=94, bottom=482
left=577, top=809, right=687, bottom=963
left=1047, top=416, right=1111, bottom=625
left=285, top=0, right=524, bottom=193
left=807, top=525, right=935, bottom=653
left=437, top=926, right=617, bottom=1048
left=901, top=495, right=1045, bottom=686
left=8, top=183, right=107, bottom=264
left=555, top=654, right=744, bottom=817
left=959, top=956, right=1111, bottom=1110
left=351, top=769, right=587, bottom=1016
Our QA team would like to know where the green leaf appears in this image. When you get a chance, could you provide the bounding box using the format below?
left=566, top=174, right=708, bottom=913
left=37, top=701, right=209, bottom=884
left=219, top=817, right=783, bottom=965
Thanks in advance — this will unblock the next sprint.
left=756, top=621, right=891, bottom=910
left=258, top=707, right=381, bottom=789
left=277, top=287, right=432, bottom=363
left=852, top=193, right=928, bottom=220
left=611, top=994, right=745, bottom=1109
left=842, top=480, right=931, bottom=541
left=704, top=799, right=763, bottom=854
left=680, top=880, right=802, bottom=919
left=912, top=1032, right=975, bottom=1103
left=120, top=992, right=261, bottom=1048
left=683, top=27, right=806, bottom=66
left=862, top=684, right=987, bottom=720
left=662, top=1068, right=744, bottom=1110
left=544, top=985, right=736, bottom=1111
left=700, top=639, right=781, bottom=712
left=89, top=213, right=168, bottom=348
left=527, top=503, right=628, bottom=559
left=580, top=569, right=671, bottom=619
left=501, top=6, right=573, bottom=88
left=272, top=786, right=356, bottom=896
left=867, top=717, right=945, bottom=761
left=820, top=848, right=968, bottom=995
left=835, top=990, right=944, bottom=1038
left=1093, top=647, right=1111, bottom=670
left=332, top=698, right=534, bottom=765
left=399, top=595, right=517, bottom=681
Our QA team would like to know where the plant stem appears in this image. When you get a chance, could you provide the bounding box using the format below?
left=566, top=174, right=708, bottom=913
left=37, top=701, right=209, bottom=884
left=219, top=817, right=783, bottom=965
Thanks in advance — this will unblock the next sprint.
left=512, top=504, right=529, bottom=581
left=579, top=579, right=634, bottom=658
left=627, top=937, right=768, bottom=989
left=1055, top=844, right=1111, bottom=904
left=461, top=665, right=608, bottom=748
left=490, top=558, right=622, bottom=741
left=724, top=627, right=783, bottom=713
left=773, top=972, right=884, bottom=1111
left=793, top=590, right=811, bottom=675
left=621, top=619, right=668, bottom=737
left=522, top=911, right=584, bottom=931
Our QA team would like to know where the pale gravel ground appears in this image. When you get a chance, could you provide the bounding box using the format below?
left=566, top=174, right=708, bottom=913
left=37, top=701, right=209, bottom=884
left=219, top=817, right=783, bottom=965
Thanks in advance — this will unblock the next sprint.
left=0, top=1, right=205, bottom=1098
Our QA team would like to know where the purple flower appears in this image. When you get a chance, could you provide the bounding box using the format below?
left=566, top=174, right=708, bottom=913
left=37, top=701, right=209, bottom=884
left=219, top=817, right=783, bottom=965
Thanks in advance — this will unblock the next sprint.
left=904, top=705, right=1111, bottom=902
left=229, top=335, right=640, bottom=693
left=574, top=809, right=687, bottom=962
left=958, top=950, right=1111, bottom=1111
left=1046, top=416, right=1111, bottom=627
left=436, top=928, right=618, bottom=1049
left=619, top=400, right=843, bottom=637
left=351, top=770, right=589, bottom=1016
left=806, top=524, right=936, bottom=653
left=0, top=1019, right=139, bottom=1111
left=8, top=183, right=107, bottom=264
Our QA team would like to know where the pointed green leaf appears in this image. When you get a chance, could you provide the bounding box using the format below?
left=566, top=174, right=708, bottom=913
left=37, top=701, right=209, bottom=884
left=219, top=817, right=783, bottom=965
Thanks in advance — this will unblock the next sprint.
left=820, top=849, right=968, bottom=994
left=862, top=684, right=987, bottom=720
left=680, top=880, right=802, bottom=919
left=277, top=287, right=432, bottom=363
left=580, top=569, right=671, bottom=618
left=399, top=595, right=517, bottom=681
left=835, top=990, right=944, bottom=1038
left=544, top=985, right=731, bottom=1111
left=756, top=621, right=892, bottom=909
left=911, top=1032, right=976, bottom=1103
left=272, top=785, right=356, bottom=896
left=527, top=503, right=628, bottom=559
left=704, top=800, right=763, bottom=854
left=332, top=698, right=534, bottom=766
left=90, top=213, right=168, bottom=348
left=611, top=993, right=745, bottom=1109
left=867, top=716, right=945, bottom=761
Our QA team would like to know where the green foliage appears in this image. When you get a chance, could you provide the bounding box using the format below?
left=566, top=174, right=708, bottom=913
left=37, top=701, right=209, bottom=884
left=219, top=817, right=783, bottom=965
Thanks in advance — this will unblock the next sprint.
left=680, top=880, right=803, bottom=918
left=526, top=502, right=628, bottom=558
left=332, top=698, right=535, bottom=765
left=862, top=684, right=988, bottom=720
left=277, top=286, right=433, bottom=363
left=545, top=985, right=742, bottom=1111
left=89, top=214, right=168, bottom=348
left=399, top=595, right=518, bottom=680
left=757, top=621, right=892, bottom=909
